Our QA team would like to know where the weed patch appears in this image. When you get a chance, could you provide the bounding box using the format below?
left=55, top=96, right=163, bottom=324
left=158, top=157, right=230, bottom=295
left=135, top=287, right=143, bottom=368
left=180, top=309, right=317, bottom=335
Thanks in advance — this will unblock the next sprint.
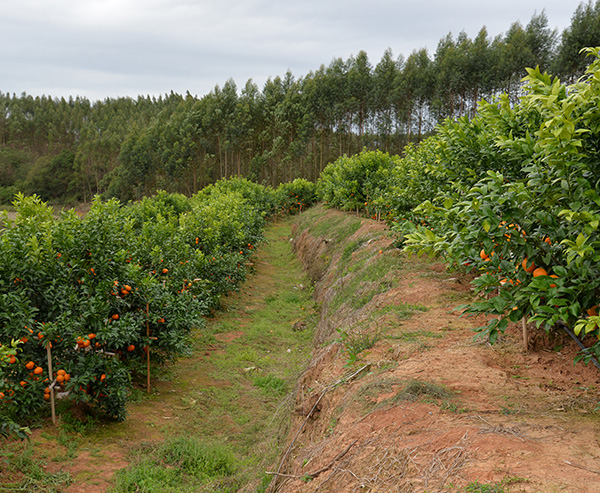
left=253, top=374, right=288, bottom=396
left=337, top=328, right=381, bottom=366
left=394, top=379, right=454, bottom=402
left=0, top=443, right=73, bottom=493
left=112, top=436, right=238, bottom=492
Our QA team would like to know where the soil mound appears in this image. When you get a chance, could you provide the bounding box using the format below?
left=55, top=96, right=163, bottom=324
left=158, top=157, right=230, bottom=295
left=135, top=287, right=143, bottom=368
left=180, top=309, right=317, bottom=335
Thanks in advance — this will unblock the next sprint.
left=272, top=206, right=599, bottom=493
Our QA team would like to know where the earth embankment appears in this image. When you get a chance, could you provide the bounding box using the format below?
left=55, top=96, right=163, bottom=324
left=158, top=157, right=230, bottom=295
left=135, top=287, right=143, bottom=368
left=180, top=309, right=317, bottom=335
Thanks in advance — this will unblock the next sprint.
left=272, top=205, right=599, bottom=493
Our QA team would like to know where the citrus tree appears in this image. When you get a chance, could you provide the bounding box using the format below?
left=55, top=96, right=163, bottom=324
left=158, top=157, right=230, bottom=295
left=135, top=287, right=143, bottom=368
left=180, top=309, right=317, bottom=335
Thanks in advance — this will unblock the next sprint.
left=275, top=178, right=317, bottom=215
left=403, top=49, right=600, bottom=363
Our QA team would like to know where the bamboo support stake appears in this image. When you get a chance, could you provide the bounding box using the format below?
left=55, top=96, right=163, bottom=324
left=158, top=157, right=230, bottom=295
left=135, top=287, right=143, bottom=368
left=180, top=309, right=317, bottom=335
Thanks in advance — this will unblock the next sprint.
left=521, top=316, right=528, bottom=351
left=46, top=342, right=56, bottom=425
left=146, top=302, right=151, bottom=394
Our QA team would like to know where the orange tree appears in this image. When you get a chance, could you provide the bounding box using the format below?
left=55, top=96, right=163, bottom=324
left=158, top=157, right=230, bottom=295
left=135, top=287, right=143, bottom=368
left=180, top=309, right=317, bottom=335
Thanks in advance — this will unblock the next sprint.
left=403, top=49, right=600, bottom=364
left=275, top=178, right=317, bottom=215
left=316, top=149, right=401, bottom=214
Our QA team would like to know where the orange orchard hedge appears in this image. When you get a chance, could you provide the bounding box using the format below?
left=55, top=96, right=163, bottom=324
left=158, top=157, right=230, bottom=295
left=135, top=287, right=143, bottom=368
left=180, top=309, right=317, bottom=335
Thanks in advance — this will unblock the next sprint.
left=317, top=49, right=600, bottom=365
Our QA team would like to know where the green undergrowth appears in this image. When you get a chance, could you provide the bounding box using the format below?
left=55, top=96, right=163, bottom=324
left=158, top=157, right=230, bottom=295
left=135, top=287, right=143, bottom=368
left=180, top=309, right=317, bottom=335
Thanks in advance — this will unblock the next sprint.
left=294, top=206, right=438, bottom=360
left=0, top=442, right=73, bottom=492
left=110, top=218, right=315, bottom=492
left=112, top=437, right=238, bottom=492
left=295, top=205, right=362, bottom=241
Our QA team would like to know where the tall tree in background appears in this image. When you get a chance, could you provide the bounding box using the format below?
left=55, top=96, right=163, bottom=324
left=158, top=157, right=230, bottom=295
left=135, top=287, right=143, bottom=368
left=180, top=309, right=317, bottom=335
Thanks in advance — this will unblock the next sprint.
left=373, top=49, right=402, bottom=151
left=553, top=0, right=600, bottom=81
left=0, top=2, right=598, bottom=202
left=397, top=48, right=434, bottom=142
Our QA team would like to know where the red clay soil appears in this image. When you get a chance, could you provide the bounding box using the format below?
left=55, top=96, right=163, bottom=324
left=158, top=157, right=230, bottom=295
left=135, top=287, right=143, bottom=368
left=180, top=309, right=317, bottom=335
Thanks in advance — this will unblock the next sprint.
left=273, top=209, right=600, bottom=493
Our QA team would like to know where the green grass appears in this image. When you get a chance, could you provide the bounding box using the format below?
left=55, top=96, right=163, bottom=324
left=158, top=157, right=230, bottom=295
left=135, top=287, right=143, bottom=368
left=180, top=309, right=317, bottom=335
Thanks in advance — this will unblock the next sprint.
left=386, top=328, right=442, bottom=342
left=330, top=254, right=402, bottom=313
left=112, top=437, right=238, bottom=492
left=253, top=374, right=288, bottom=396
left=112, top=218, right=316, bottom=492
left=353, top=378, right=455, bottom=415
left=337, top=328, right=381, bottom=366
left=461, top=476, right=529, bottom=492
left=298, top=207, right=362, bottom=241
left=0, top=443, right=73, bottom=493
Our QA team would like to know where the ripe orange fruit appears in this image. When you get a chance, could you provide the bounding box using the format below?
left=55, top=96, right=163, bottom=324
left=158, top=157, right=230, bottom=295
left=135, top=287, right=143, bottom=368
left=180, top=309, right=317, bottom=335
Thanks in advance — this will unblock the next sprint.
left=480, top=249, right=488, bottom=260
left=34, top=366, right=43, bottom=375
left=26, top=361, right=35, bottom=370
left=44, top=393, right=50, bottom=400
left=19, top=380, right=27, bottom=387
left=533, top=268, right=548, bottom=277
left=20, top=336, right=28, bottom=343
left=127, top=344, right=135, bottom=352
left=522, top=258, right=536, bottom=274
left=8, top=356, right=16, bottom=364
left=64, top=373, right=70, bottom=381
left=0, top=392, right=5, bottom=399
left=124, top=285, right=132, bottom=292
left=162, top=268, right=168, bottom=274
left=88, top=333, right=96, bottom=339
left=57, top=369, right=66, bottom=376
left=549, top=274, right=559, bottom=288
left=100, top=374, right=106, bottom=381
left=111, top=314, right=119, bottom=321
left=56, top=375, right=65, bottom=383
left=587, top=305, right=599, bottom=317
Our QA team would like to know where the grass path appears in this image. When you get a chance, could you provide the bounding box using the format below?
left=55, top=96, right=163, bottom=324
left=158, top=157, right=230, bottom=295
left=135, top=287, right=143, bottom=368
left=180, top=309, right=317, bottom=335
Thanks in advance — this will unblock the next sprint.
left=0, top=217, right=315, bottom=493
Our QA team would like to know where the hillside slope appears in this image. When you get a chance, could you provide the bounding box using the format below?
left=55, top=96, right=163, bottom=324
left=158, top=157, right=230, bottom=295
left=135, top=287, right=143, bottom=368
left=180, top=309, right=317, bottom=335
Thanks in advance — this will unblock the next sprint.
left=271, top=206, right=599, bottom=493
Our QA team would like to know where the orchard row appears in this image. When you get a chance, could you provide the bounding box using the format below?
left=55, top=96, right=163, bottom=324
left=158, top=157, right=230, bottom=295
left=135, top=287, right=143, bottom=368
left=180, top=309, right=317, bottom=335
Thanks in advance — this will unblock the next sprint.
left=0, top=177, right=317, bottom=424
left=317, top=49, right=600, bottom=364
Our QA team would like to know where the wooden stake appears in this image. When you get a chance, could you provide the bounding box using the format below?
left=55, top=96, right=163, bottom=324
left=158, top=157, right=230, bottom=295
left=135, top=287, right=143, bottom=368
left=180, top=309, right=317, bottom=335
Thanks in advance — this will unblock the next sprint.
left=46, top=342, right=56, bottom=426
left=521, top=316, right=528, bottom=351
left=146, top=301, right=151, bottom=393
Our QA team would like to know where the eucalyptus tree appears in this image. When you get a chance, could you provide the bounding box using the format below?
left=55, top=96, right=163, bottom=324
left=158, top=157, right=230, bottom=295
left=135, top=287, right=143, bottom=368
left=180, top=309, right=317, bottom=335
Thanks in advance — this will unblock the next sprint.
left=553, top=0, right=600, bottom=82
left=347, top=50, right=373, bottom=149
left=398, top=48, right=435, bottom=142
left=372, top=48, right=401, bottom=151
left=467, top=27, right=497, bottom=117
left=525, top=10, right=557, bottom=70
left=326, top=56, right=352, bottom=157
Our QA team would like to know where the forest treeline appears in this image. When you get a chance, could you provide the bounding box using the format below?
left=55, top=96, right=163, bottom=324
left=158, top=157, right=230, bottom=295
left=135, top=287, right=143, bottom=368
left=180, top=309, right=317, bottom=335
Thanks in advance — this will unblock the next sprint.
left=0, top=1, right=599, bottom=203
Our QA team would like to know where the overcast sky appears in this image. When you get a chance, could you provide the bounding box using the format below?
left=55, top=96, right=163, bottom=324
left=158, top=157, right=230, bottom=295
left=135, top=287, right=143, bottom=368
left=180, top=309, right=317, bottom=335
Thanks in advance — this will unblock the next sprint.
left=0, top=0, right=584, bottom=102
